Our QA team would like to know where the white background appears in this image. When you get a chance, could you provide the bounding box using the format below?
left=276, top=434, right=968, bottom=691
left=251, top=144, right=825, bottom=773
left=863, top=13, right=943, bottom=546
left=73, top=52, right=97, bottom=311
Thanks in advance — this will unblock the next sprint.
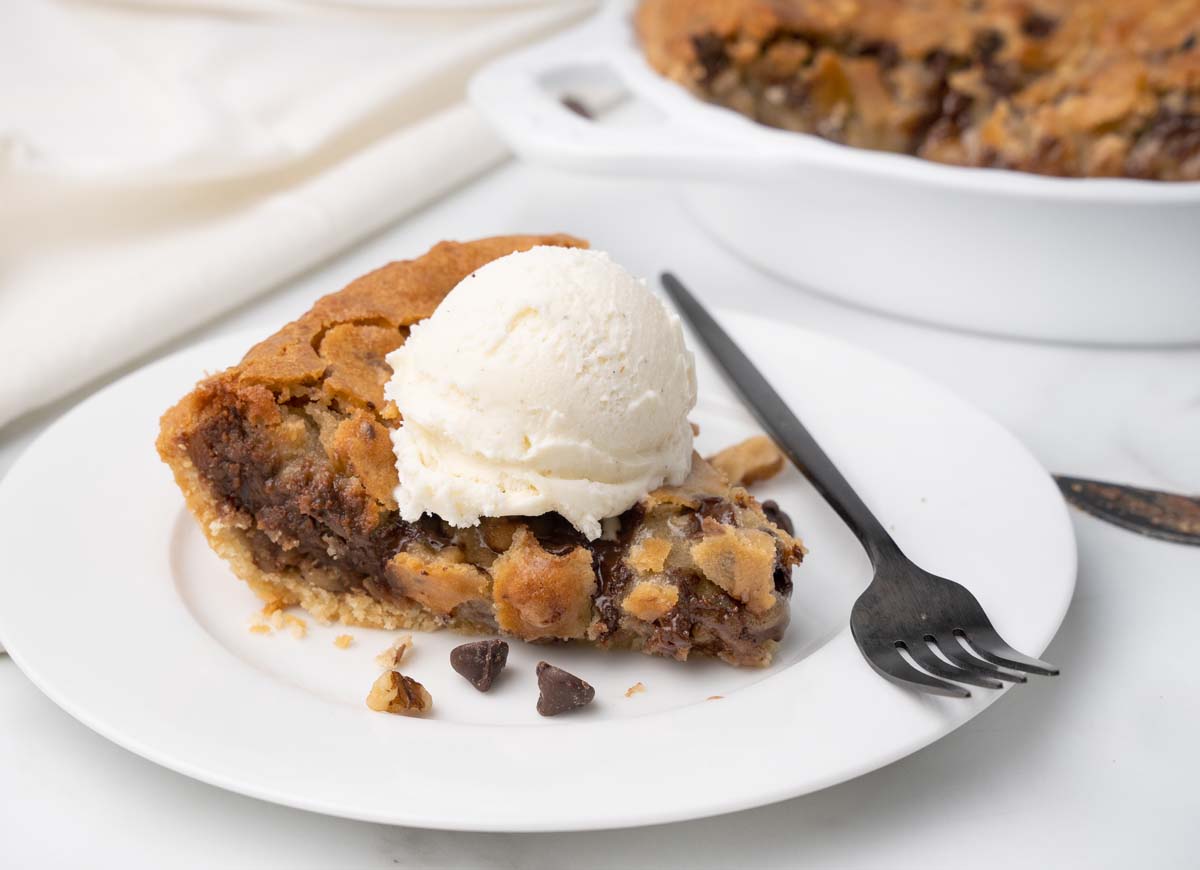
left=1, top=160, right=1198, bottom=867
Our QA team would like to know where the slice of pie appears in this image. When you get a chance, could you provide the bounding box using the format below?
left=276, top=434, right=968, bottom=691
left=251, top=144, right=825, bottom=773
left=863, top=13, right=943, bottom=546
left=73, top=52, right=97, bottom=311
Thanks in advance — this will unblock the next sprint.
left=158, top=235, right=804, bottom=667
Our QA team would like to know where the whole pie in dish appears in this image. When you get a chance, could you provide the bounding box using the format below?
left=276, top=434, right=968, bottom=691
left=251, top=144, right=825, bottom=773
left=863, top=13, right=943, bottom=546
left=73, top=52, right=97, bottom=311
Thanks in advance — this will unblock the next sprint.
left=637, top=0, right=1200, bottom=180
left=158, top=235, right=804, bottom=667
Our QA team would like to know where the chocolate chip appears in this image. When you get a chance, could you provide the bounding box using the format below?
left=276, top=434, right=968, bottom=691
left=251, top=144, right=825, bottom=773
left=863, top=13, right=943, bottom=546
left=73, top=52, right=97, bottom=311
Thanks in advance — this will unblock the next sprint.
left=696, top=496, right=736, bottom=527
left=1021, top=12, right=1059, bottom=38
left=773, top=563, right=794, bottom=595
left=973, top=29, right=1006, bottom=63
left=535, top=662, right=595, bottom=716
left=857, top=39, right=900, bottom=69
left=527, top=514, right=586, bottom=555
left=760, top=500, right=795, bottom=536
left=591, top=540, right=629, bottom=637
left=1183, top=32, right=1197, bottom=52
left=450, top=639, right=509, bottom=692
left=691, top=32, right=729, bottom=84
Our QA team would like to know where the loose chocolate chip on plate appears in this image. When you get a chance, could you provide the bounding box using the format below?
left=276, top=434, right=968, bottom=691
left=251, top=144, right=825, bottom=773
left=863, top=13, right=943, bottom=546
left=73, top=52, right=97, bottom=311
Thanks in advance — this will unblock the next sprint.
left=536, top=662, right=595, bottom=716
left=450, top=639, right=509, bottom=692
left=365, top=671, right=432, bottom=716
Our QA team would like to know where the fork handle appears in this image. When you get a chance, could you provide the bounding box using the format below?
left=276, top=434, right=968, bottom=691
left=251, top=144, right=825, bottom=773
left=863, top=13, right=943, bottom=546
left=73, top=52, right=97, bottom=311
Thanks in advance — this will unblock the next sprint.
left=661, top=273, right=903, bottom=567
left=751, top=397, right=904, bottom=567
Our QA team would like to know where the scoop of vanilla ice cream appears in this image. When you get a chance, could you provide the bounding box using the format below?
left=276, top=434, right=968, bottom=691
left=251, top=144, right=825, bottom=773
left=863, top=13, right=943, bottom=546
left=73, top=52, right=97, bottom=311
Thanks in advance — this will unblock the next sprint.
left=383, top=246, right=697, bottom=540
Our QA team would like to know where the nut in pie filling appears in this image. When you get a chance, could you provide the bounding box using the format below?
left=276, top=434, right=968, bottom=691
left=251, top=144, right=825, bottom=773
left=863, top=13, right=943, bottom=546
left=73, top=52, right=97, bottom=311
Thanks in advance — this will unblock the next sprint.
left=157, top=235, right=805, bottom=667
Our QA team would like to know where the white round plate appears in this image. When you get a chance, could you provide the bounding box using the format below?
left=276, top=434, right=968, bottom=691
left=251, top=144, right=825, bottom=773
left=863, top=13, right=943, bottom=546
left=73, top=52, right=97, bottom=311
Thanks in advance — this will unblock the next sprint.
left=0, top=311, right=1075, bottom=831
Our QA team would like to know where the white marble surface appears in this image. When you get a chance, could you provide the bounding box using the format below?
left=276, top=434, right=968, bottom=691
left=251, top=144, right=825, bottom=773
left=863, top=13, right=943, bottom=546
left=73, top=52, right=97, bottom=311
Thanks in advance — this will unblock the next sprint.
left=1, top=161, right=1198, bottom=868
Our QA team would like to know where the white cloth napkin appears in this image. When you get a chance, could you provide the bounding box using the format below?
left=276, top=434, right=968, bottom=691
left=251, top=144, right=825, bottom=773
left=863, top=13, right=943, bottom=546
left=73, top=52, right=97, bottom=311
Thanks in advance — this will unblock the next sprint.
left=0, top=0, right=594, bottom=428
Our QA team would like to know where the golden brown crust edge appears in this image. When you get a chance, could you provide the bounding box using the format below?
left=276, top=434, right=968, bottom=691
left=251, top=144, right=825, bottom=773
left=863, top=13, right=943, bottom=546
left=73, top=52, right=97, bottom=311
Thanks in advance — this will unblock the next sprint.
left=224, top=234, right=586, bottom=397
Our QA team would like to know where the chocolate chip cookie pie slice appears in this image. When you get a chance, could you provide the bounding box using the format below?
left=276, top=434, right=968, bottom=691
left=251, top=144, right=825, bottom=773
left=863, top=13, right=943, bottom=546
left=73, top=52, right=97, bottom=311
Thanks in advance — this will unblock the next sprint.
left=158, top=235, right=804, bottom=667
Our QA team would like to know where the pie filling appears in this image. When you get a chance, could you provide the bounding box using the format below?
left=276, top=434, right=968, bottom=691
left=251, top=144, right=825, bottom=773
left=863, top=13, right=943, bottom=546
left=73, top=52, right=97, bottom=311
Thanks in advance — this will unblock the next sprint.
left=637, top=0, right=1200, bottom=180
left=184, top=383, right=801, bottom=667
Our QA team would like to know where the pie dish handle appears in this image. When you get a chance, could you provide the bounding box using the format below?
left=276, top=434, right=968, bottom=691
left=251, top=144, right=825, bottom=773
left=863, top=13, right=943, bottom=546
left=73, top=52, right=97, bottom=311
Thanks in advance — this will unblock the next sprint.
left=469, top=6, right=758, bottom=178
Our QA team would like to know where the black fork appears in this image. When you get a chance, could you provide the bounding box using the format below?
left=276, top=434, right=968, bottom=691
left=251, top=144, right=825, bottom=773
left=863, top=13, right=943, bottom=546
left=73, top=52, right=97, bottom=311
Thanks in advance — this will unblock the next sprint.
left=662, top=272, right=1058, bottom=698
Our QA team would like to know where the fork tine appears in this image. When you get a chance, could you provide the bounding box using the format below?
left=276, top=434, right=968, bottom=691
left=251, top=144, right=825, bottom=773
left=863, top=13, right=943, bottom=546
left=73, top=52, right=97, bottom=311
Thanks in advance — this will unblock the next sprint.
left=901, top=641, right=1004, bottom=690
left=931, top=635, right=1026, bottom=684
left=863, top=645, right=971, bottom=698
left=957, top=628, right=1060, bottom=676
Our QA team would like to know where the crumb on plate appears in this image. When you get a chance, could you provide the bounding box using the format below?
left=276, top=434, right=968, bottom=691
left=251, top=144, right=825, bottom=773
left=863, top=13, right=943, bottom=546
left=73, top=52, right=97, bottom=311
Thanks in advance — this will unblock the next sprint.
left=375, top=635, right=414, bottom=669
left=283, top=613, right=307, bottom=639
left=333, top=634, right=353, bottom=649
left=261, top=599, right=286, bottom=617
left=625, top=681, right=647, bottom=698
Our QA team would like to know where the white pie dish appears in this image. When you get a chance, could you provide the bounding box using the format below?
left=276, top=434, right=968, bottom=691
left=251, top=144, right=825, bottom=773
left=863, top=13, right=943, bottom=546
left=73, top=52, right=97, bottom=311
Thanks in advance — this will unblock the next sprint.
left=470, top=1, right=1200, bottom=345
left=0, top=311, right=1074, bottom=831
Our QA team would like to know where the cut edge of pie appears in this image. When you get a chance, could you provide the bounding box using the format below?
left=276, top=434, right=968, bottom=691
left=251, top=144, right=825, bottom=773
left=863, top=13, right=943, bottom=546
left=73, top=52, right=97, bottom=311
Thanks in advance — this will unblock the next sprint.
left=158, top=234, right=805, bottom=667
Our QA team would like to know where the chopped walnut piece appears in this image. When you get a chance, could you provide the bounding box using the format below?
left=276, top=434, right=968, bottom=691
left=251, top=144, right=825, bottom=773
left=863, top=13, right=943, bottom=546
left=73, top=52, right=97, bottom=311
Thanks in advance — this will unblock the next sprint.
left=622, top=581, right=679, bottom=622
left=386, top=550, right=489, bottom=616
left=535, top=662, right=595, bottom=716
left=365, top=671, right=432, bottom=716
left=707, top=435, right=785, bottom=487
left=333, top=634, right=353, bottom=649
left=625, top=681, right=647, bottom=698
left=689, top=521, right=778, bottom=614
left=375, top=635, right=414, bottom=669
